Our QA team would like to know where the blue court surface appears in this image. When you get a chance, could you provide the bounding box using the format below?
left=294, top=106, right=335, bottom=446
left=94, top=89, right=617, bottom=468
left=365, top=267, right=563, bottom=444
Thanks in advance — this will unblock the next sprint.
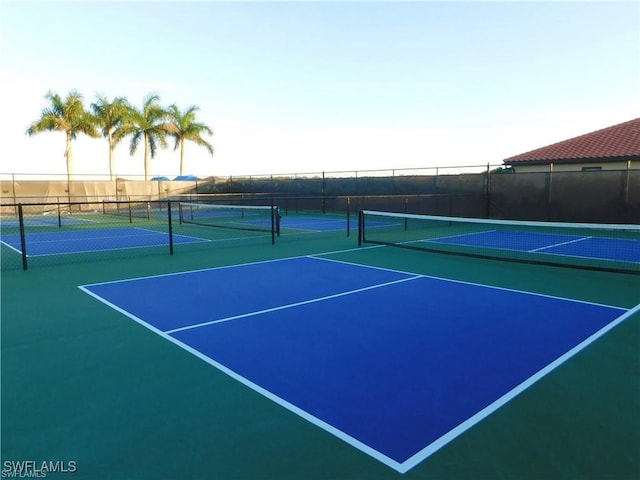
left=426, top=230, right=640, bottom=264
left=0, top=215, right=93, bottom=228
left=79, top=256, right=633, bottom=473
left=1, top=227, right=208, bottom=256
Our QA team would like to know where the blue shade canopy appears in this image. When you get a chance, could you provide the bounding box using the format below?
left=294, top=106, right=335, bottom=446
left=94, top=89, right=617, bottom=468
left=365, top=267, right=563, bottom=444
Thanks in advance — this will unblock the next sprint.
left=174, top=175, right=198, bottom=181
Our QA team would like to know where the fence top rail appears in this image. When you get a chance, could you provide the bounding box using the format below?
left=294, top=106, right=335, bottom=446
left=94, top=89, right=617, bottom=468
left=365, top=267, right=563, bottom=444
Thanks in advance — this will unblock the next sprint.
left=171, top=192, right=486, bottom=200
left=0, top=200, right=172, bottom=208
left=1, top=164, right=506, bottom=181
left=1, top=192, right=487, bottom=208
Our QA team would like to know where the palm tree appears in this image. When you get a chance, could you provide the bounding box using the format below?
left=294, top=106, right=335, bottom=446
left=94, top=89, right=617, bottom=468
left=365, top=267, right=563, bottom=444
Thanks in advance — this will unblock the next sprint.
left=167, top=104, right=214, bottom=176
left=91, top=95, right=130, bottom=180
left=116, top=93, right=171, bottom=180
left=26, top=90, right=98, bottom=183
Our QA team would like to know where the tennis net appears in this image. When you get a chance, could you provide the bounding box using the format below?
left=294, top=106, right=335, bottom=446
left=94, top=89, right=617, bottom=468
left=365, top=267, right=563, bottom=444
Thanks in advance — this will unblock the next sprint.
left=178, top=202, right=280, bottom=242
left=358, top=210, right=640, bottom=274
left=102, top=200, right=157, bottom=220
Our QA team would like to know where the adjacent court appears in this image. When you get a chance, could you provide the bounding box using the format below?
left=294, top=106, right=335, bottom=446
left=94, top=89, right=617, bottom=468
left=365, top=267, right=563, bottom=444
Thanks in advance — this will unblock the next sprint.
left=79, top=256, right=633, bottom=473
left=0, top=215, right=93, bottom=228
left=0, top=227, right=208, bottom=256
left=359, top=210, right=640, bottom=274
left=425, top=230, right=640, bottom=263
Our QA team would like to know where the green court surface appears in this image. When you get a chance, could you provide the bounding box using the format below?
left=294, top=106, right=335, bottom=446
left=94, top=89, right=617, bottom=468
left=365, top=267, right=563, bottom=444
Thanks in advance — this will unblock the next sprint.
left=2, top=225, right=639, bottom=479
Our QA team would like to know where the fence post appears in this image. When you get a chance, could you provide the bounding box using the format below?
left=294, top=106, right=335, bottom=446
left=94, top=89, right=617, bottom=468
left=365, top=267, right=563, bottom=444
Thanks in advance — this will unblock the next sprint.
left=546, top=163, right=554, bottom=220
left=392, top=169, right=395, bottom=195
left=18, top=204, right=28, bottom=270
left=485, top=163, right=492, bottom=219
left=12, top=173, right=17, bottom=206
left=355, top=171, right=359, bottom=196
left=322, top=171, right=326, bottom=214
left=624, top=160, right=631, bottom=202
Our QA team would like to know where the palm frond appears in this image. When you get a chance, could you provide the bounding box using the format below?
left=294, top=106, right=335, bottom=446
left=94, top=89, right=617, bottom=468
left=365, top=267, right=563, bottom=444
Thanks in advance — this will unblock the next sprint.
left=166, top=103, right=215, bottom=157
left=129, top=131, right=142, bottom=155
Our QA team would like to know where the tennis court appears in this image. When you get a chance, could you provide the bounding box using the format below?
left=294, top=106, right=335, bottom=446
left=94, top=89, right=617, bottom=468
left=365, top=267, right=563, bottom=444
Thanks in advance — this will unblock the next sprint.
left=0, top=227, right=208, bottom=256
left=425, top=230, right=640, bottom=263
left=360, top=210, right=640, bottom=274
left=80, top=256, right=632, bottom=473
left=2, top=206, right=639, bottom=479
left=0, top=215, right=94, bottom=228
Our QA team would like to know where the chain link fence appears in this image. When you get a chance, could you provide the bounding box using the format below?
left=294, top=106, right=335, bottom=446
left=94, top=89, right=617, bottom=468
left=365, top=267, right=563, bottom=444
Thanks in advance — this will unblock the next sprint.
left=2, top=167, right=638, bottom=271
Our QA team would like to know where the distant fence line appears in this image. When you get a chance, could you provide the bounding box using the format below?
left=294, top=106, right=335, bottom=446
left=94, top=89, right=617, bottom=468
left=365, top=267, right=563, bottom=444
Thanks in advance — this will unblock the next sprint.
left=0, top=164, right=497, bottom=183
left=1, top=166, right=639, bottom=224
left=0, top=177, right=202, bottom=206
left=0, top=165, right=497, bottom=205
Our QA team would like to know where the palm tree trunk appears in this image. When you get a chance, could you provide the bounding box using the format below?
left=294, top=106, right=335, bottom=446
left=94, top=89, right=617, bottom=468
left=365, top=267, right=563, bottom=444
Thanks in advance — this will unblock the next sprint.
left=144, top=134, right=150, bottom=181
left=108, top=133, right=115, bottom=181
left=180, top=140, right=185, bottom=176
left=109, top=146, right=116, bottom=181
left=65, top=132, right=73, bottom=203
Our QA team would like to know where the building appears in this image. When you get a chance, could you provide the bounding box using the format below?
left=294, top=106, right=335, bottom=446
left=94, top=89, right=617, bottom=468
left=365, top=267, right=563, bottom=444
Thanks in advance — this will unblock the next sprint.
left=503, top=118, right=640, bottom=173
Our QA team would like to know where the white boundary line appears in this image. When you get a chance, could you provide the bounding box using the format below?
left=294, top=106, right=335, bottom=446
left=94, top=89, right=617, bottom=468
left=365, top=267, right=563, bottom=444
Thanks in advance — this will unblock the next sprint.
left=398, top=301, right=640, bottom=473
left=0, top=238, right=23, bottom=254
left=529, top=235, right=591, bottom=252
left=423, top=229, right=499, bottom=242
left=418, top=232, right=640, bottom=266
left=77, top=281, right=408, bottom=472
left=2, top=227, right=211, bottom=258
left=165, top=275, right=420, bottom=334
left=81, top=252, right=630, bottom=311
left=309, top=256, right=629, bottom=311
left=79, top=281, right=408, bottom=471
left=80, top=255, right=311, bottom=287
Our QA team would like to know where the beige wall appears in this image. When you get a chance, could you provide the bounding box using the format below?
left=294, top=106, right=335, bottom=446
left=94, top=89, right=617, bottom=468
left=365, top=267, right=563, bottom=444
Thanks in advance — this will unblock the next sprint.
left=0, top=179, right=199, bottom=204
left=508, top=159, right=639, bottom=173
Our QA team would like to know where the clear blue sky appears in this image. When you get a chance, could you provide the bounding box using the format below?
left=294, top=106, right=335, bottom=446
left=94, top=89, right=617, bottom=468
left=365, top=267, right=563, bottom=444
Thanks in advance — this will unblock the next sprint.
left=1, top=0, right=638, bottom=178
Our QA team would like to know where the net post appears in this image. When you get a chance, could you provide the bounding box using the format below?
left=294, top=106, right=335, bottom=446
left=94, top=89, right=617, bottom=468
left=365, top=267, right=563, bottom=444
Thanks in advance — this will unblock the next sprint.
left=57, top=200, right=62, bottom=228
left=128, top=199, right=133, bottom=223
left=357, top=210, right=363, bottom=246
left=18, top=204, right=28, bottom=270
left=270, top=200, right=276, bottom=245
left=168, top=200, right=174, bottom=255
left=346, top=196, right=351, bottom=237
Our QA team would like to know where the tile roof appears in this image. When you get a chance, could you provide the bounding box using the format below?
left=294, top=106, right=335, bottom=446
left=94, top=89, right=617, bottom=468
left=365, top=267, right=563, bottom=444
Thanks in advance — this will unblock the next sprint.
left=504, top=118, right=640, bottom=164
